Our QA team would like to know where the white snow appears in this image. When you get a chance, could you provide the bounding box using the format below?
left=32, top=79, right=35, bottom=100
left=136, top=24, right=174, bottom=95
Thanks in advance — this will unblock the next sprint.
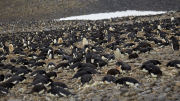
left=55, top=10, right=168, bottom=21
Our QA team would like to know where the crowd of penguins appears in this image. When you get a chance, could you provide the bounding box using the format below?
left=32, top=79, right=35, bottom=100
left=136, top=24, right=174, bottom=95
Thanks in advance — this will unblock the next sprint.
left=0, top=12, right=180, bottom=99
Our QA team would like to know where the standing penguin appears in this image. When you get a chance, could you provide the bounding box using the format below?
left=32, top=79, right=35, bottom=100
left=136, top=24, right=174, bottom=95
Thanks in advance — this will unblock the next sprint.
left=48, top=49, right=54, bottom=59
left=114, top=47, right=123, bottom=61
left=85, top=50, right=92, bottom=63
left=169, top=36, right=179, bottom=50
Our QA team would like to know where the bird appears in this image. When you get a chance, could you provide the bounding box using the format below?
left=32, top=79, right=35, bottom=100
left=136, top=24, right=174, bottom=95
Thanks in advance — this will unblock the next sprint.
left=6, top=76, right=26, bottom=84
left=167, top=60, right=180, bottom=68
left=51, top=82, right=69, bottom=89
left=115, top=77, right=140, bottom=87
left=102, top=75, right=116, bottom=83
left=114, top=47, right=123, bottom=61
left=24, top=85, right=46, bottom=94
left=106, top=69, right=120, bottom=76
left=169, top=36, right=179, bottom=50
left=30, top=70, right=46, bottom=77
left=140, top=64, right=162, bottom=77
left=47, top=87, right=74, bottom=97
left=81, top=74, right=92, bottom=86
left=0, top=86, right=10, bottom=95
left=143, top=60, right=161, bottom=65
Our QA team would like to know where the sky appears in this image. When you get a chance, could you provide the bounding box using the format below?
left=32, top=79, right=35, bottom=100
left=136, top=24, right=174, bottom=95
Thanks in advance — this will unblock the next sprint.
left=56, top=10, right=168, bottom=21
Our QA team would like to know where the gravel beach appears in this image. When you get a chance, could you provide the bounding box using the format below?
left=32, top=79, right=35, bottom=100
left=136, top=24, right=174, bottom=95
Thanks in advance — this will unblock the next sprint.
left=0, top=1, right=180, bottom=101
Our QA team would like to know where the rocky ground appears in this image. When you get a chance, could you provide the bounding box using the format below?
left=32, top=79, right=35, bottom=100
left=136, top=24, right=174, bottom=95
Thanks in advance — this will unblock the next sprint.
left=0, top=11, right=180, bottom=101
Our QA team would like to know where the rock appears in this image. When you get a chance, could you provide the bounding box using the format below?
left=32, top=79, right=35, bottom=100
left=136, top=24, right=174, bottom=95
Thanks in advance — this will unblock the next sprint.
left=109, top=96, right=119, bottom=101
left=140, top=90, right=151, bottom=95
left=113, top=92, right=122, bottom=98
left=175, top=81, right=180, bottom=87
left=87, top=93, right=95, bottom=98
left=164, top=87, right=172, bottom=92
left=8, top=100, right=22, bottom=101
left=133, top=63, right=142, bottom=66
left=144, top=94, right=157, bottom=101
left=91, top=95, right=103, bottom=101
left=157, top=93, right=167, bottom=101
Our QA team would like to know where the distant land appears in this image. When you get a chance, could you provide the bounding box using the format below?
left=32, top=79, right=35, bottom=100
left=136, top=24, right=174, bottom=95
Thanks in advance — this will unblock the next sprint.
left=0, top=0, right=180, bottom=23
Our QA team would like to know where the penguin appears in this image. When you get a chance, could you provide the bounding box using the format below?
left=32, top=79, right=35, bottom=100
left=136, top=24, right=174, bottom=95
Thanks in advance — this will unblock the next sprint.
left=102, top=75, right=116, bottom=83
left=71, top=71, right=92, bottom=79
left=77, top=67, right=98, bottom=74
left=13, top=69, right=31, bottom=76
left=69, top=62, right=81, bottom=71
left=139, top=47, right=153, bottom=53
left=116, top=61, right=131, bottom=73
left=28, top=78, right=53, bottom=87
left=28, top=53, right=38, bottom=59
left=124, top=43, right=135, bottom=48
left=48, top=49, right=54, bottom=59
left=128, top=53, right=139, bottom=59
left=47, top=87, right=74, bottom=97
left=83, top=38, right=88, bottom=46
left=169, top=36, right=179, bottom=50
left=45, top=72, right=57, bottom=79
left=81, top=74, right=92, bottom=86
left=51, top=82, right=69, bottom=89
left=0, top=86, right=10, bottom=95
left=25, top=85, right=46, bottom=94
left=11, top=67, right=22, bottom=74
left=31, top=62, right=46, bottom=69
left=47, top=62, right=56, bottom=70
left=114, top=47, right=123, bottom=61
left=0, top=82, right=15, bottom=90
left=4, top=74, right=12, bottom=81
left=143, top=60, right=161, bottom=65
left=0, top=74, right=4, bottom=82
left=140, top=64, right=162, bottom=77
left=78, top=63, right=97, bottom=69
left=58, top=37, right=63, bottom=44
left=30, top=70, right=46, bottom=77
left=55, top=62, right=70, bottom=70
left=10, top=58, right=16, bottom=64
left=167, top=60, right=180, bottom=68
left=115, top=77, right=140, bottom=87
left=6, top=75, right=26, bottom=84
left=106, top=69, right=120, bottom=76
left=85, top=50, right=92, bottom=63
left=121, top=63, right=131, bottom=73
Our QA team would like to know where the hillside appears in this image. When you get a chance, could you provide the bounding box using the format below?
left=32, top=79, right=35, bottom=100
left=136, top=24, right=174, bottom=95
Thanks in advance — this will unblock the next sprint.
left=0, top=0, right=180, bottom=23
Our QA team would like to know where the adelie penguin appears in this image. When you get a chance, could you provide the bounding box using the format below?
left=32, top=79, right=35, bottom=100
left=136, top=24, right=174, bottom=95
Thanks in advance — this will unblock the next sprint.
left=106, top=69, right=120, bottom=76
left=169, top=36, right=179, bottom=50
left=102, top=75, right=116, bottom=84
left=47, top=62, right=56, bottom=70
left=71, top=71, right=92, bottom=80
left=115, top=77, right=141, bottom=87
left=0, top=82, right=15, bottom=90
left=27, top=77, right=53, bottom=87
left=143, top=60, right=161, bottom=65
left=0, top=86, right=10, bottom=95
left=85, top=50, right=92, bottom=63
left=140, top=64, right=162, bottom=77
left=47, top=87, right=74, bottom=97
left=30, top=70, right=46, bottom=77
left=51, top=82, right=69, bottom=89
left=48, top=49, right=54, bottom=59
left=167, top=60, right=180, bottom=68
left=81, top=74, right=92, bottom=86
left=25, top=85, right=46, bottom=94
left=6, top=75, right=26, bottom=84
left=45, top=72, right=57, bottom=79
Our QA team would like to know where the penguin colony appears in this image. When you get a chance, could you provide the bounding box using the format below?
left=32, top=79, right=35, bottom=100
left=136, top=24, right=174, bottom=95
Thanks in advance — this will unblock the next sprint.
left=0, top=11, right=180, bottom=100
